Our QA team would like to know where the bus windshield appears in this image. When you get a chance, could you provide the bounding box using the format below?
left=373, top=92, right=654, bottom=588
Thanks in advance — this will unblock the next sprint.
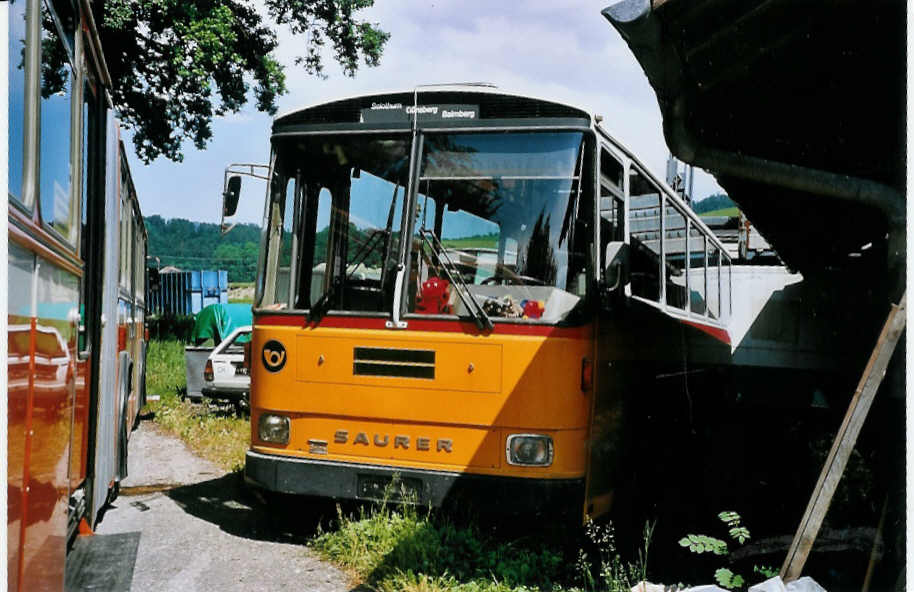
left=409, top=131, right=591, bottom=324
left=260, top=134, right=410, bottom=312
left=258, top=130, right=592, bottom=325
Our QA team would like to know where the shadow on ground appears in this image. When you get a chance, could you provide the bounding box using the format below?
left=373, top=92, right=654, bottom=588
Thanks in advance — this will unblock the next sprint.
left=164, top=472, right=338, bottom=545
left=136, top=411, right=156, bottom=422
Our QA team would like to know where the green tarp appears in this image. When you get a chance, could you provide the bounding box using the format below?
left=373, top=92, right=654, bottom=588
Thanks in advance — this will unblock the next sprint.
left=191, top=303, right=252, bottom=345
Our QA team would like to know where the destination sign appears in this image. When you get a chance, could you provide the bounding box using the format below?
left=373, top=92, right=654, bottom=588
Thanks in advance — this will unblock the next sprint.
left=360, top=103, right=479, bottom=123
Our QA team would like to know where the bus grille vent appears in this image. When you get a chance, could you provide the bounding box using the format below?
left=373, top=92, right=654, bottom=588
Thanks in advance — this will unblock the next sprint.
left=353, top=347, right=435, bottom=379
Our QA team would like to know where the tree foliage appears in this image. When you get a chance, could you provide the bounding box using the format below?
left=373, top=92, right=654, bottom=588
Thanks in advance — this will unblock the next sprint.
left=145, top=214, right=262, bottom=282
left=95, top=0, right=389, bottom=163
left=692, top=193, right=736, bottom=214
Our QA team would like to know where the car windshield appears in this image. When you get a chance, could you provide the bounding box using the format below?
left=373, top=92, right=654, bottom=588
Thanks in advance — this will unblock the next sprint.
left=408, top=131, right=592, bottom=323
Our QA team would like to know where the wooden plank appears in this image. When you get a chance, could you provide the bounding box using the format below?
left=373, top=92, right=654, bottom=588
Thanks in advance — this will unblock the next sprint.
left=780, top=292, right=906, bottom=581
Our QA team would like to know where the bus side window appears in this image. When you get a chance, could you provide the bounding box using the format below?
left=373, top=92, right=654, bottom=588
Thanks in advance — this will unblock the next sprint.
left=279, top=178, right=298, bottom=306
left=706, top=245, right=720, bottom=319
left=38, top=5, right=78, bottom=243
left=663, top=201, right=687, bottom=310
left=265, top=177, right=297, bottom=307
left=297, top=186, right=333, bottom=308
left=599, top=147, right=624, bottom=283
left=119, top=163, right=129, bottom=289
left=721, top=256, right=731, bottom=321
left=9, top=0, right=28, bottom=207
left=627, top=168, right=662, bottom=301
left=688, top=223, right=706, bottom=315
left=600, top=148, right=624, bottom=192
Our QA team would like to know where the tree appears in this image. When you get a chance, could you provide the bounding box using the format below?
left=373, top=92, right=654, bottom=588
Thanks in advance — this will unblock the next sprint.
left=692, top=193, right=736, bottom=214
left=95, top=0, right=389, bottom=163
left=145, top=214, right=262, bottom=281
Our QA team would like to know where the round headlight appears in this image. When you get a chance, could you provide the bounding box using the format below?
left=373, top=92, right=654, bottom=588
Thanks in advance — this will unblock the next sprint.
left=258, top=414, right=290, bottom=444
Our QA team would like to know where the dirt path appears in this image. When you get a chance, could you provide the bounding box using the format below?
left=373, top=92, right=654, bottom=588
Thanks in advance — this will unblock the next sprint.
left=94, top=420, right=353, bottom=592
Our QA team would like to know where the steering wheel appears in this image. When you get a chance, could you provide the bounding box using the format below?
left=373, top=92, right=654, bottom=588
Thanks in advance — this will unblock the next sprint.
left=481, top=274, right=545, bottom=286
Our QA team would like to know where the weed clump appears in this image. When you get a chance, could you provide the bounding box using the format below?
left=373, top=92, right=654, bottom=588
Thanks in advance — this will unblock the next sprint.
left=312, top=500, right=563, bottom=591
left=311, top=482, right=651, bottom=592
left=575, top=520, right=653, bottom=592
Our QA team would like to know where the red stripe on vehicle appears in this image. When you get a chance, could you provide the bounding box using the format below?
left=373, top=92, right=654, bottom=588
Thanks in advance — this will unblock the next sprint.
left=681, top=319, right=731, bottom=345
left=18, top=317, right=38, bottom=590
left=254, top=314, right=592, bottom=339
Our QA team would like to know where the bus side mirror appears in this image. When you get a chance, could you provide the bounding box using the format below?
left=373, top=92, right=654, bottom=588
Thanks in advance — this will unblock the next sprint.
left=220, top=164, right=269, bottom=235
left=223, top=175, right=242, bottom=217
left=602, top=241, right=629, bottom=302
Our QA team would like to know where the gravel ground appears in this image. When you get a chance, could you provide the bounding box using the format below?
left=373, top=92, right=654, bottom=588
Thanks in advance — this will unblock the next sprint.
left=94, top=419, right=353, bottom=592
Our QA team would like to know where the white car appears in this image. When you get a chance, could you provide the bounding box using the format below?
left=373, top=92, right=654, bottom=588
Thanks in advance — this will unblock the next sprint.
left=202, top=326, right=251, bottom=404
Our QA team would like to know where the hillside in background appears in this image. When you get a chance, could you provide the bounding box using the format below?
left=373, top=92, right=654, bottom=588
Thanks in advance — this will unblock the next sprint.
left=145, top=215, right=261, bottom=283
left=147, top=194, right=736, bottom=283
left=692, top=193, right=736, bottom=214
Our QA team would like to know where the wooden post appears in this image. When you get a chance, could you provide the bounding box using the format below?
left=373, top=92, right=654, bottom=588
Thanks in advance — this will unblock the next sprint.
left=780, top=292, right=906, bottom=581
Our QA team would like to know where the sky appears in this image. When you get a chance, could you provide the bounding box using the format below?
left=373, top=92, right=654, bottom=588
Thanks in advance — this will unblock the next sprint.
left=127, top=0, right=723, bottom=225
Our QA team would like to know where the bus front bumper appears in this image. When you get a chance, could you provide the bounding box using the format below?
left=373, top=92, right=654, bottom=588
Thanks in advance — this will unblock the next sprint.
left=245, top=450, right=584, bottom=515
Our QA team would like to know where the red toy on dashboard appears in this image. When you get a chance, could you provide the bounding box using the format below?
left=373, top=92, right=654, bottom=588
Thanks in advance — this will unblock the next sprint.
left=521, top=299, right=545, bottom=319
left=416, top=277, right=452, bottom=314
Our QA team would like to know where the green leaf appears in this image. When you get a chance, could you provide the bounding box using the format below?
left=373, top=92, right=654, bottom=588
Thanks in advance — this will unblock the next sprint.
left=96, top=0, right=389, bottom=162
left=715, top=568, right=733, bottom=588
left=754, top=564, right=779, bottom=579
left=681, top=534, right=728, bottom=555
left=729, top=526, right=751, bottom=544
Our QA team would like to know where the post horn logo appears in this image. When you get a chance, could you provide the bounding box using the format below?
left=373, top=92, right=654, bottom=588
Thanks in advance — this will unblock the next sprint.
left=262, top=340, right=287, bottom=372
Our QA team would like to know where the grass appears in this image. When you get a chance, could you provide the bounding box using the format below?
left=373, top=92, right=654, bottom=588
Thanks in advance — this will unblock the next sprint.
left=144, top=340, right=653, bottom=591
left=311, top=489, right=652, bottom=592
left=143, top=339, right=250, bottom=471
left=698, top=207, right=739, bottom=218
left=441, top=234, right=499, bottom=249
left=313, top=503, right=562, bottom=591
left=145, top=339, right=186, bottom=396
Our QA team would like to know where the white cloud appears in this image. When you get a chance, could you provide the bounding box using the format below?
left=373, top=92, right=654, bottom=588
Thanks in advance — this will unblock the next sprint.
left=133, top=0, right=722, bottom=226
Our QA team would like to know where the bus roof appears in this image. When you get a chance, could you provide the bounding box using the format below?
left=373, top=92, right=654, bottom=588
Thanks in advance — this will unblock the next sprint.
left=270, top=85, right=726, bottom=255
left=273, top=86, right=592, bottom=130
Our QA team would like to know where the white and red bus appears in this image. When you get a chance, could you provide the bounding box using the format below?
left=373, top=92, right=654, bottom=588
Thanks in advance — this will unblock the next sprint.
left=7, top=0, right=147, bottom=589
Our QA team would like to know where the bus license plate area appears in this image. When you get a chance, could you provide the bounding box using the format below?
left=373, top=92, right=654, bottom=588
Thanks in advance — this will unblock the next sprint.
left=357, top=475, right=424, bottom=503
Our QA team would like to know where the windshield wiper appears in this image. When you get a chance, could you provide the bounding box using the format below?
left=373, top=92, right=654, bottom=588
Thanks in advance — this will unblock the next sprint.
left=308, top=229, right=386, bottom=323
left=418, top=229, right=493, bottom=331
left=308, top=275, right=342, bottom=322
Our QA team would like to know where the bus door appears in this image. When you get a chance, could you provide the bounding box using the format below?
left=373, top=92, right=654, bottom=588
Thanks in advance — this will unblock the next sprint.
left=585, top=145, right=627, bottom=520
left=71, top=64, right=104, bottom=520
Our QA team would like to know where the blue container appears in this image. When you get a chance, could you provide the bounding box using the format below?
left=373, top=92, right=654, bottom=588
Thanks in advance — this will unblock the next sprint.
left=147, top=269, right=229, bottom=316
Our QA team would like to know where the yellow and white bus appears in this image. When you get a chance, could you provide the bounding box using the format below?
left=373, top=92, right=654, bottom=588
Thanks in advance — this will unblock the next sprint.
left=224, top=86, right=731, bottom=521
